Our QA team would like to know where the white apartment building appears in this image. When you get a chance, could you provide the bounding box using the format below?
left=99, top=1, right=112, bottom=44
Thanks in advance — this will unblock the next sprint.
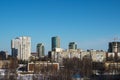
left=11, top=36, right=31, bottom=60
left=49, top=49, right=106, bottom=64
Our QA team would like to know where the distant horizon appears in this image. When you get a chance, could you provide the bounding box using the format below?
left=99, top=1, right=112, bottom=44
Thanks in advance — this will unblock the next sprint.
left=0, top=0, right=120, bottom=54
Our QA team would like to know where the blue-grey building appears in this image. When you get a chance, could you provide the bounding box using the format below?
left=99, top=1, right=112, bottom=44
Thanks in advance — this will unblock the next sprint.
left=37, top=43, right=45, bottom=58
left=69, top=42, right=77, bottom=50
left=51, top=36, right=60, bottom=51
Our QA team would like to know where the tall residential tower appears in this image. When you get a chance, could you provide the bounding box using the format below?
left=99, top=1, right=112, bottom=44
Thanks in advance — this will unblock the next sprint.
left=11, top=36, right=31, bottom=60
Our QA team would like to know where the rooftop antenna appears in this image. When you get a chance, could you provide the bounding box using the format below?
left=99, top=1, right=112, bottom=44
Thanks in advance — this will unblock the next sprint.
left=114, top=36, right=119, bottom=42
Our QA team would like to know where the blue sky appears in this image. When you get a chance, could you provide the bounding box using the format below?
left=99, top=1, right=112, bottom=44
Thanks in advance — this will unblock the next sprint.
left=0, top=0, right=120, bottom=54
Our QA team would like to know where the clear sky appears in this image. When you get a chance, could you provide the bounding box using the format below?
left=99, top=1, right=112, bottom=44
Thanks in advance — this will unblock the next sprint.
left=0, top=0, right=120, bottom=54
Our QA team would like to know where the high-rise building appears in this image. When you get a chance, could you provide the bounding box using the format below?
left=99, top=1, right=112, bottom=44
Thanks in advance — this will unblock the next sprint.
left=108, top=41, right=120, bottom=53
left=52, top=36, right=60, bottom=51
left=69, top=42, right=77, bottom=50
left=37, top=43, right=45, bottom=58
left=11, top=36, right=31, bottom=60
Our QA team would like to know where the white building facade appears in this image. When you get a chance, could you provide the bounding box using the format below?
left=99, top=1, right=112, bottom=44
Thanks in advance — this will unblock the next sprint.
left=11, top=36, right=31, bottom=60
left=49, top=49, right=106, bottom=65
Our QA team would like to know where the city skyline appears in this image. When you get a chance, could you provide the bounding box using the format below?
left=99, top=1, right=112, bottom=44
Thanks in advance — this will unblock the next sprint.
left=0, top=0, right=120, bottom=54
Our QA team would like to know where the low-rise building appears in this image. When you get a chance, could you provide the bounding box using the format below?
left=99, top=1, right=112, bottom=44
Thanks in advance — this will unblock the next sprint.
left=106, top=52, right=120, bottom=61
left=0, top=60, right=10, bottom=69
left=28, top=61, right=59, bottom=72
left=105, top=61, right=120, bottom=75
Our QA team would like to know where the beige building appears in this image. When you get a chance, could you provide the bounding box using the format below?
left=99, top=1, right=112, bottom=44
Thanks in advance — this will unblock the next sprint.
left=28, top=61, right=59, bottom=72
left=0, top=60, right=10, bottom=69
left=105, top=61, right=120, bottom=72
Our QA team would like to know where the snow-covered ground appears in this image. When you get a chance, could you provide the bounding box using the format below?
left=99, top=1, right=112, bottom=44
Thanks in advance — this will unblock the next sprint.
left=17, top=74, right=45, bottom=80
